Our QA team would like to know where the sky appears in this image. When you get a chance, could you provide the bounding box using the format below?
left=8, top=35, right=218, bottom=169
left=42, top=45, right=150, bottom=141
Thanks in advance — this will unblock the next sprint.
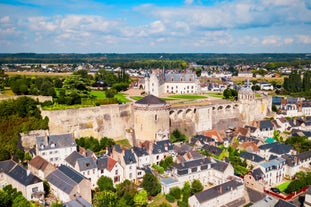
left=1, top=0, right=311, bottom=53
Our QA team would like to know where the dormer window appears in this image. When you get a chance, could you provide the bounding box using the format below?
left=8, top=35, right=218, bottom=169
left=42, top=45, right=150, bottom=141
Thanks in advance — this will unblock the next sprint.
left=40, top=144, right=45, bottom=149
left=50, top=142, right=55, bottom=148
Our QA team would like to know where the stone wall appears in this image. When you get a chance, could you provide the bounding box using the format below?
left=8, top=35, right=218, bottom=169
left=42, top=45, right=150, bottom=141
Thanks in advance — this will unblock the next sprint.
left=41, top=104, right=133, bottom=139
left=20, top=130, right=48, bottom=151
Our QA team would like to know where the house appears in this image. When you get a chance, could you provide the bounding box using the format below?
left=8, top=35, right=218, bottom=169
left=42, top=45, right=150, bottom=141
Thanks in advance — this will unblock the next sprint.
left=0, top=160, right=44, bottom=201
left=190, top=135, right=215, bottom=148
left=305, top=186, right=311, bottom=207
left=97, top=155, right=124, bottom=185
left=46, top=165, right=92, bottom=203
left=251, top=120, right=275, bottom=138
left=188, top=179, right=245, bottom=207
left=28, top=156, right=55, bottom=180
left=36, top=133, right=77, bottom=166
left=240, top=151, right=265, bottom=167
left=275, top=117, right=290, bottom=132
left=258, top=157, right=286, bottom=186
left=65, top=151, right=97, bottom=189
left=110, top=145, right=137, bottom=182
left=282, top=150, right=311, bottom=178
left=171, top=157, right=234, bottom=186
left=151, top=139, right=174, bottom=165
left=259, top=142, right=296, bottom=160
left=244, top=168, right=265, bottom=192
left=133, top=146, right=150, bottom=168
left=202, top=144, right=223, bottom=158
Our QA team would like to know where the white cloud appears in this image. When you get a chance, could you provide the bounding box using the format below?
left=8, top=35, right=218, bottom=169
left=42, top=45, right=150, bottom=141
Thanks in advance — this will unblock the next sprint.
left=262, top=36, right=281, bottom=45
left=0, top=16, right=10, bottom=23
left=184, top=0, right=194, bottom=5
left=284, top=38, right=294, bottom=44
left=296, top=35, right=311, bottom=43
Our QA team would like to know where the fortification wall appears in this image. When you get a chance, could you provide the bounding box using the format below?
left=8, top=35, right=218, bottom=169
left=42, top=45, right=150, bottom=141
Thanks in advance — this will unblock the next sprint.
left=41, top=104, right=133, bottom=139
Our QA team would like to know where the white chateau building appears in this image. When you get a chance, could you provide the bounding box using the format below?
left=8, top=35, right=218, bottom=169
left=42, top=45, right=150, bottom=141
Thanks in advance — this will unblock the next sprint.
left=144, top=69, right=200, bottom=96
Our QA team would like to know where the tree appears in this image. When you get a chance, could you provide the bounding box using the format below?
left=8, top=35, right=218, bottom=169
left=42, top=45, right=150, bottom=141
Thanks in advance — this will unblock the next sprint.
left=133, top=190, right=148, bottom=207
left=169, top=187, right=181, bottom=199
left=12, top=194, right=30, bottom=207
left=170, top=129, right=187, bottom=143
left=223, top=88, right=238, bottom=100
left=190, top=179, right=203, bottom=195
left=116, top=179, right=138, bottom=206
left=51, top=201, right=63, bottom=207
left=94, top=190, right=118, bottom=207
left=43, top=180, right=50, bottom=197
left=141, top=173, right=161, bottom=196
left=97, top=176, right=115, bottom=192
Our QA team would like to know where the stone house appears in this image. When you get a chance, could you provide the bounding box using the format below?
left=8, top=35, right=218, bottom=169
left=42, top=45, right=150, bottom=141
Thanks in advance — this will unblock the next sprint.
left=258, top=157, right=286, bottom=186
left=188, top=179, right=245, bottom=207
left=46, top=165, right=92, bottom=203
left=0, top=160, right=44, bottom=201
left=36, top=133, right=77, bottom=166
left=28, top=155, right=55, bottom=180
left=244, top=168, right=265, bottom=192
left=64, top=151, right=98, bottom=189
left=97, top=155, right=124, bottom=185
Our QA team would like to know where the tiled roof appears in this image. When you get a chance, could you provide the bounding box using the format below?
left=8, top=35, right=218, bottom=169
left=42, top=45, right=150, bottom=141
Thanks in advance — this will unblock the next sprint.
left=135, top=94, right=166, bottom=105
left=29, top=156, right=51, bottom=171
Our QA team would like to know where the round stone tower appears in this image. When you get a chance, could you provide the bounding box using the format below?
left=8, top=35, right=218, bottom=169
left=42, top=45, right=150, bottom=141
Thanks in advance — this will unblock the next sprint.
left=133, top=94, right=170, bottom=144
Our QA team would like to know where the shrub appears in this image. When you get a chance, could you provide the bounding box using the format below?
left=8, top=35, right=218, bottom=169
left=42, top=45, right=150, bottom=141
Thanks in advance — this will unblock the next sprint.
left=169, top=187, right=181, bottom=200
left=165, top=194, right=175, bottom=203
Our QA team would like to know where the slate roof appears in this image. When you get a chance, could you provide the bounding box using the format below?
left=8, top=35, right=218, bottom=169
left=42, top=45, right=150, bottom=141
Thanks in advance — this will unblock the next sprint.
left=173, top=143, right=193, bottom=155
left=259, top=120, right=274, bottom=130
left=133, top=146, right=149, bottom=157
left=194, top=180, right=243, bottom=204
left=36, top=133, right=76, bottom=151
left=202, top=144, right=223, bottom=157
left=165, top=73, right=196, bottom=82
left=191, top=135, right=214, bottom=145
left=240, top=152, right=265, bottom=163
left=97, top=156, right=117, bottom=171
left=46, top=169, right=77, bottom=194
left=58, top=165, right=84, bottom=184
left=7, top=164, right=42, bottom=186
left=307, top=186, right=311, bottom=195
left=260, top=157, right=285, bottom=171
left=237, top=135, right=260, bottom=144
left=65, top=151, right=84, bottom=167
left=124, top=149, right=137, bottom=165
left=0, top=160, right=16, bottom=173
left=174, top=157, right=212, bottom=170
left=77, top=157, right=97, bottom=171
left=211, top=159, right=230, bottom=172
left=252, top=168, right=264, bottom=181
left=259, top=142, right=293, bottom=155
left=245, top=125, right=257, bottom=133
left=274, top=199, right=297, bottom=207
left=64, top=197, right=93, bottom=207
left=152, top=139, right=173, bottom=154
left=296, top=150, right=311, bottom=162
left=135, top=94, right=166, bottom=105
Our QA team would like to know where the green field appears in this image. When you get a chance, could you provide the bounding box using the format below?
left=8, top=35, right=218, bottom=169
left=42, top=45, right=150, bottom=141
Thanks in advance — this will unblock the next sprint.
left=168, top=94, right=207, bottom=99
left=89, top=90, right=106, bottom=98
left=205, top=92, right=224, bottom=98
left=114, top=93, right=130, bottom=103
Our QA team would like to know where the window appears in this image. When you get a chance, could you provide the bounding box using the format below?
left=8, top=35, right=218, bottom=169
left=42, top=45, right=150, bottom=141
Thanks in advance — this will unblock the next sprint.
left=49, top=151, right=53, bottom=154
left=129, top=166, right=132, bottom=170
left=138, top=172, right=142, bottom=176
left=32, top=187, right=38, bottom=192
left=115, top=170, right=118, bottom=175
left=155, top=114, right=157, bottom=121
left=129, top=173, right=132, bottom=179
left=50, top=158, right=53, bottom=162
left=42, top=152, right=45, bottom=156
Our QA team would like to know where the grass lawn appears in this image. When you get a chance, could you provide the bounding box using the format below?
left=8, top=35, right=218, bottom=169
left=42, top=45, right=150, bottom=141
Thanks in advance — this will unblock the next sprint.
left=89, top=90, right=106, bottom=99
left=0, top=87, right=15, bottom=97
left=276, top=181, right=290, bottom=192
left=168, top=94, right=207, bottom=99
left=130, top=96, right=142, bottom=100
left=148, top=194, right=176, bottom=207
left=114, top=93, right=131, bottom=103
left=205, top=92, right=224, bottom=98
left=115, top=139, right=132, bottom=148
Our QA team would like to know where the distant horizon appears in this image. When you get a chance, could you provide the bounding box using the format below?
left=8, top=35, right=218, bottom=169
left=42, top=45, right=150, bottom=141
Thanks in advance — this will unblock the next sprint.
left=1, top=0, right=311, bottom=53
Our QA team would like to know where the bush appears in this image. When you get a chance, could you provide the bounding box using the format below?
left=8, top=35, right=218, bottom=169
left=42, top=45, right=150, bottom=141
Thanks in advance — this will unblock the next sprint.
left=169, top=187, right=181, bottom=200
left=152, top=163, right=164, bottom=174
left=165, top=194, right=175, bottom=203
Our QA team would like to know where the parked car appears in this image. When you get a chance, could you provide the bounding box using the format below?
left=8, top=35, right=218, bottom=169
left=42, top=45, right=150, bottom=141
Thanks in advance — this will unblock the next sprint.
left=270, top=187, right=281, bottom=194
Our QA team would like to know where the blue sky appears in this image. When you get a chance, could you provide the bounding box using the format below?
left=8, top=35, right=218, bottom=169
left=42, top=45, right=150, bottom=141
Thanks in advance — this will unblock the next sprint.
left=1, top=0, right=311, bottom=53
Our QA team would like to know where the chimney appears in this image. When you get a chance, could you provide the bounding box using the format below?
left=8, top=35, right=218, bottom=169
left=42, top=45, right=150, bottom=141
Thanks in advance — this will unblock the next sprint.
left=26, top=169, right=30, bottom=176
left=219, top=186, right=223, bottom=194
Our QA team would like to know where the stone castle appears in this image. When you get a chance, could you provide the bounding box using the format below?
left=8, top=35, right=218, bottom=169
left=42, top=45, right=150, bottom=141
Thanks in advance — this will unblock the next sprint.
left=41, top=83, right=272, bottom=146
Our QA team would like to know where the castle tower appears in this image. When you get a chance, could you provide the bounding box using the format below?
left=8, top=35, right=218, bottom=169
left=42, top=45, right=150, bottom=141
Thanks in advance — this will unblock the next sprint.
left=133, top=94, right=170, bottom=144
left=238, top=81, right=255, bottom=123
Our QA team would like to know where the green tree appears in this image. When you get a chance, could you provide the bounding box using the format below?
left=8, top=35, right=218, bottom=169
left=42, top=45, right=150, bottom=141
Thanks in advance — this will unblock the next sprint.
left=95, top=69, right=118, bottom=87
left=12, top=194, right=30, bottom=207
left=190, top=179, right=203, bottom=195
left=51, top=201, right=63, bottom=207
left=94, top=190, right=118, bottom=207
left=169, top=187, right=181, bottom=199
left=133, top=190, right=147, bottom=207
left=116, top=179, right=138, bottom=206
left=97, top=176, right=115, bottom=192
left=141, top=173, right=161, bottom=196
left=43, top=180, right=50, bottom=197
